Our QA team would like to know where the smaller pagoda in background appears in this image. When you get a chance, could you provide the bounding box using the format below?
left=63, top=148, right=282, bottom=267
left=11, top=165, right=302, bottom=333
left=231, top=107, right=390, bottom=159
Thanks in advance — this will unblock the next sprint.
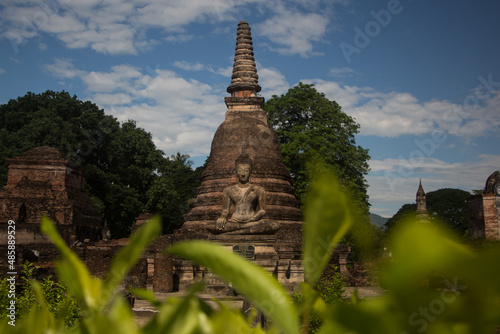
left=416, top=179, right=429, bottom=222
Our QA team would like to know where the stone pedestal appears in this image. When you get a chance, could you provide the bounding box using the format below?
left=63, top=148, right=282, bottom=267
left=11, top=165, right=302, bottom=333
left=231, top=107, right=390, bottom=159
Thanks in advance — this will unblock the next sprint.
left=170, top=227, right=303, bottom=294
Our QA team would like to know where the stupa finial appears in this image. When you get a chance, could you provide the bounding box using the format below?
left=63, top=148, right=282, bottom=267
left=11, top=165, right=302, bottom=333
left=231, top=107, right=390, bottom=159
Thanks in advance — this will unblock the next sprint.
left=227, top=20, right=261, bottom=96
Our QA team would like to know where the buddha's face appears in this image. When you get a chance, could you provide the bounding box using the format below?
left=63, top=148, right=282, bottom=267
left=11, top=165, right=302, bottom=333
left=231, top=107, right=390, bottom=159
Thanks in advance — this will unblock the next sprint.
left=236, top=163, right=251, bottom=184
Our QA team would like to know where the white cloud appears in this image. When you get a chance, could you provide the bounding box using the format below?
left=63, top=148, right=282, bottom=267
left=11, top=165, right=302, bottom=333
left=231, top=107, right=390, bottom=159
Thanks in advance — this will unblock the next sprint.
left=173, top=61, right=206, bottom=71
left=258, top=66, right=290, bottom=99
left=82, top=65, right=143, bottom=93
left=303, top=79, right=500, bottom=139
left=43, top=59, right=225, bottom=157
left=165, top=34, right=194, bottom=43
left=92, top=93, right=133, bottom=106
left=41, top=11, right=87, bottom=34
left=42, top=58, right=84, bottom=79
left=214, top=66, right=232, bottom=77
left=0, top=0, right=339, bottom=56
left=0, top=0, right=219, bottom=55
left=172, top=60, right=232, bottom=78
left=329, top=67, right=358, bottom=77
left=0, top=68, right=5, bottom=75
left=0, top=1, right=141, bottom=54
left=255, top=6, right=329, bottom=57
left=135, top=1, right=225, bottom=28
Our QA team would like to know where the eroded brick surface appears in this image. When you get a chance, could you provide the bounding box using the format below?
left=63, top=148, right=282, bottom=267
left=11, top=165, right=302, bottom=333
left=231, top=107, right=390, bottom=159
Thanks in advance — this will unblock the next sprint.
left=468, top=171, right=500, bottom=240
left=0, top=146, right=102, bottom=274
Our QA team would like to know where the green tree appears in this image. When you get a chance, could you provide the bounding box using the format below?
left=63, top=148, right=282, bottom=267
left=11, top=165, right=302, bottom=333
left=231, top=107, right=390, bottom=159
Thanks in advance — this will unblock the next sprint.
left=427, top=188, right=471, bottom=236
left=84, top=119, right=166, bottom=237
left=0, top=90, right=201, bottom=237
left=146, top=153, right=203, bottom=233
left=170, top=152, right=193, bottom=168
left=384, top=204, right=417, bottom=230
left=264, top=83, right=373, bottom=257
left=264, top=83, right=370, bottom=211
left=0, top=90, right=116, bottom=187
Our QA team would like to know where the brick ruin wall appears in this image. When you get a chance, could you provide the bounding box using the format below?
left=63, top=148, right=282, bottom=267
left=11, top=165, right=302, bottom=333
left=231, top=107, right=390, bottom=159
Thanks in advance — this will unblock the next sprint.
left=468, top=194, right=500, bottom=241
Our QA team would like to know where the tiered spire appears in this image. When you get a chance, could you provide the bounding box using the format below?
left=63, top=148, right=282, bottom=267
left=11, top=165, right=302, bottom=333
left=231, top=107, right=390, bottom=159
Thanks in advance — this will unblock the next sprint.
left=227, top=21, right=261, bottom=96
left=417, top=178, right=425, bottom=196
left=224, top=21, right=267, bottom=123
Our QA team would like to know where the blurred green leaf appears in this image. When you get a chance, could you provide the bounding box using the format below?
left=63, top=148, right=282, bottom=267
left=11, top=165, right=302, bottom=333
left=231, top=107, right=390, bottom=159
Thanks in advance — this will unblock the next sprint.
left=102, top=215, right=161, bottom=304
left=142, top=292, right=203, bottom=334
left=24, top=281, right=58, bottom=334
left=210, top=301, right=273, bottom=334
left=303, top=171, right=352, bottom=285
left=320, top=296, right=403, bottom=334
left=168, top=240, right=300, bottom=334
left=82, top=297, right=139, bottom=334
left=381, top=221, right=475, bottom=291
left=41, top=216, right=102, bottom=310
left=130, top=288, right=162, bottom=309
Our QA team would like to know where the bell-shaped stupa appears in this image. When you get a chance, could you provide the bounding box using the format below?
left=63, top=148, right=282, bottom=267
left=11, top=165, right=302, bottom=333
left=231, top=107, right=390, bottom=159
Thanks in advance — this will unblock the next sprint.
left=183, top=20, right=302, bottom=231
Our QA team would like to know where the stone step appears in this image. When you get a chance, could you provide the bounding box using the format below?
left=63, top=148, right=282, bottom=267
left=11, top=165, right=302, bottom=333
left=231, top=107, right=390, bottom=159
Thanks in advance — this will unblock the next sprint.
left=132, top=292, right=245, bottom=327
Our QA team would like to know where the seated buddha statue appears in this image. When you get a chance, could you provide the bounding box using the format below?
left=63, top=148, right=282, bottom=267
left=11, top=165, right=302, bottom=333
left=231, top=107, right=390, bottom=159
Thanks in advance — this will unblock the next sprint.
left=206, top=153, right=280, bottom=235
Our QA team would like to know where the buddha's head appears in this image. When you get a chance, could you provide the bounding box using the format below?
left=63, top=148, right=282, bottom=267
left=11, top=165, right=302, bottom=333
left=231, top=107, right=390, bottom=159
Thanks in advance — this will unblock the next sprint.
left=235, top=153, right=253, bottom=184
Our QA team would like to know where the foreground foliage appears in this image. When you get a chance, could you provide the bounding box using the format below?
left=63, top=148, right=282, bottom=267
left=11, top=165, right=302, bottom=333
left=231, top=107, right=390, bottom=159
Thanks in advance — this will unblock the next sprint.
left=2, top=173, right=500, bottom=333
left=0, top=262, right=80, bottom=326
left=292, top=266, right=347, bottom=333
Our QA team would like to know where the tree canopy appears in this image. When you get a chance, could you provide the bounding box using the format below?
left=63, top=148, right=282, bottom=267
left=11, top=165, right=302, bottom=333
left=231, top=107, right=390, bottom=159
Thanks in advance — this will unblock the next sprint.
left=385, top=188, right=471, bottom=236
left=0, top=90, right=200, bottom=237
left=264, top=83, right=374, bottom=258
left=427, top=188, right=471, bottom=235
left=384, top=204, right=417, bottom=230
left=264, top=83, right=371, bottom=211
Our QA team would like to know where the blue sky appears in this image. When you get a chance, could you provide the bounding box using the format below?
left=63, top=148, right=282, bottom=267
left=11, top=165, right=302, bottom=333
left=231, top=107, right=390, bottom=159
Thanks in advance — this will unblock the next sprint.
left=1, top=0, right=499, bottom=218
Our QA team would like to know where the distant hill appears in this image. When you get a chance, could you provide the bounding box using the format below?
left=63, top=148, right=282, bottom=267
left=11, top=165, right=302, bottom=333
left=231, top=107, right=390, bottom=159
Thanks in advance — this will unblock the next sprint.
left=370, top=213, right=388, bottom=228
